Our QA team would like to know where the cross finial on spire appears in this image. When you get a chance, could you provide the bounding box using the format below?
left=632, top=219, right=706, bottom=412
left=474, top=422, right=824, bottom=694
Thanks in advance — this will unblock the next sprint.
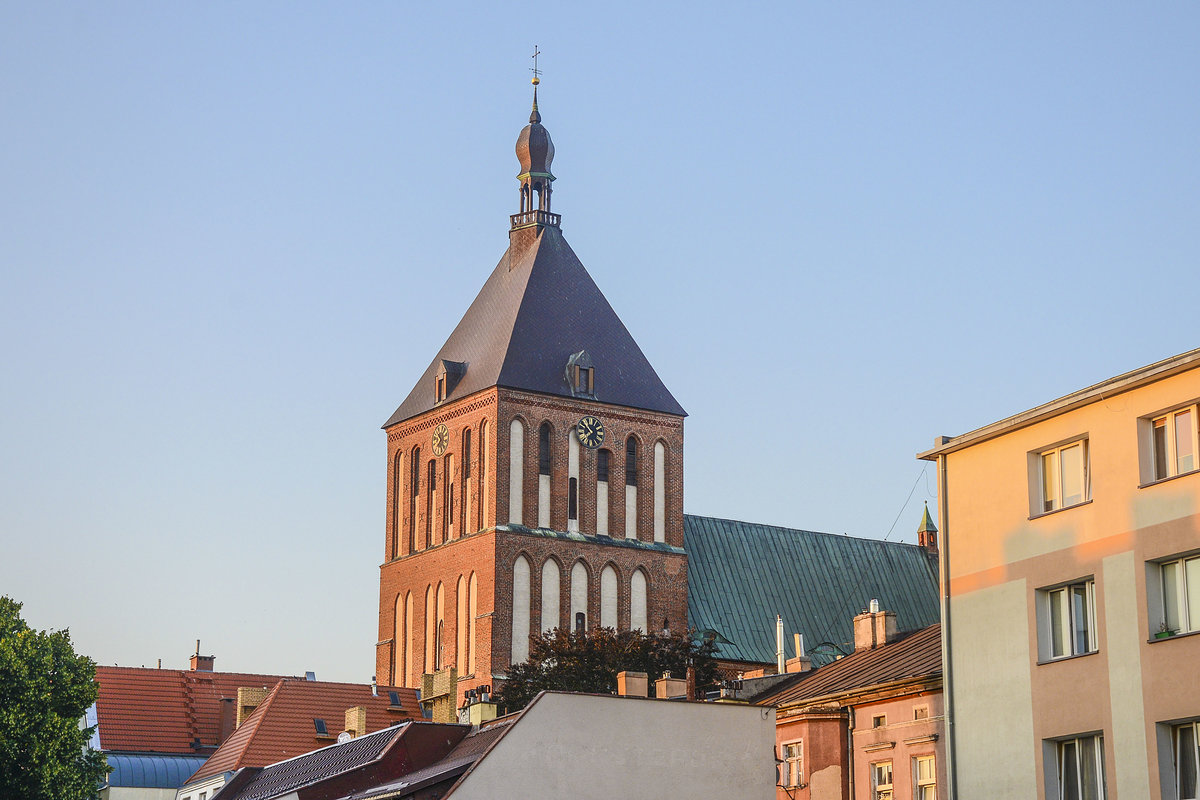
left=530, top=45, right=542, bottom=85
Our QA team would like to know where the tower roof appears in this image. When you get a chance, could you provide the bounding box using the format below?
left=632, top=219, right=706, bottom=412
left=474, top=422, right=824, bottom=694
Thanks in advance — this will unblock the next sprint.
left=515, top=87, right=555, bottom=181
left=918, top=502, right=938, bottom=534
left=383, top=225, right=686, bottom=428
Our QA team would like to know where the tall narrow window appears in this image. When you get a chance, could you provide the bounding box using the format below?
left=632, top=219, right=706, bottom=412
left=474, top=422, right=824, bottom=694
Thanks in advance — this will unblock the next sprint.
left=870, top=761, right=893, bottom=800
left=569, top=478, right=579, bottom=521
left=456, top=575, right=468, bottom=671
left=567, top=428, right=580, bottom=533
left=630, top=569, right=648, bottom=633
left=1041, top=579, right=1097, bottom=660
left=537, top=422, right=552, bottom=528
left=1149, top=405, right=1200, bottom=481
left=444, top=454, right=455, bottom=540
left=409, top=447, right=420, bottom=553
left=392, top=593, right=405, bottom=686
left=1056, top=735, right=1105, bottom=800
left=467, top=572, right=478, bottom=675
left=434, top=582, right=445, bottom=670
left=782, top=741, right=803, bottom=789
left=392, top=451, right=403, bottom=559
left=508, top=419, right=524, bottom=525
left=1161, top=555, right=1200, bottom=634
left=511, top=556, right=531, bottom=663
left=913, top=755, right=935, bottom=800
left=625, top=437, right=639, bottom=539
left=596, top=449, right=610, bottom=536
left=480, top=420, right=489, bottom=531
left=600, top=565, right=617, bottom=629
left=427, top=460, right=436, bottom=545
left=462, top=428, right=472, bottom=533
left=541, top=559, right=561, bottom=633
left=570, top=561, right=588, bottom=632
left=1176, top=721, right=1199, bottom=800
left=653, top=441, right=666, bottom=543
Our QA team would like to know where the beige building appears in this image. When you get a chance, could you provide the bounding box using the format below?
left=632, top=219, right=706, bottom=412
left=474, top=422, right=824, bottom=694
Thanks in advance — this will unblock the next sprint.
left=919, top=349, right=1200, bottom=799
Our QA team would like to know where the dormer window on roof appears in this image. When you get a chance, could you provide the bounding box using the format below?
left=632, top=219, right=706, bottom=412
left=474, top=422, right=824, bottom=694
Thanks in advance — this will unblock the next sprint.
left=434, top=360, right=467, bottom=404
left=565, top=350, right=595, bottom=398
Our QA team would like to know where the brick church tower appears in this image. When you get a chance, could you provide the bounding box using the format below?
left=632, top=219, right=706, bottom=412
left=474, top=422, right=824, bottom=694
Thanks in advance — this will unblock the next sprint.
left=375, top=85, right=688, bottom=703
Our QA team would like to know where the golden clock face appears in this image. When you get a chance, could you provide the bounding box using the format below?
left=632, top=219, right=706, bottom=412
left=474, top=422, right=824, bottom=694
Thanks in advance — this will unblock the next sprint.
left=432, top=423, right=449, bottom=456
left=576, top=416, right=605, bottom=449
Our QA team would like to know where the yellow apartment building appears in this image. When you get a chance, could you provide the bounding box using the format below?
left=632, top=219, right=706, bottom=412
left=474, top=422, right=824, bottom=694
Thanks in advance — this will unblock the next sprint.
left=919, top=348, right=1200, bottom=800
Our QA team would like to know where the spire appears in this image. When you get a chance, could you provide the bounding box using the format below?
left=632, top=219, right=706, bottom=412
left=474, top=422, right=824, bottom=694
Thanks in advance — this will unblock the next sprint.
left=530, top=85, right=541, bottom=124
left=917, top=502, right=938, bottom=552
left=513, top=47, right=557, bottom=230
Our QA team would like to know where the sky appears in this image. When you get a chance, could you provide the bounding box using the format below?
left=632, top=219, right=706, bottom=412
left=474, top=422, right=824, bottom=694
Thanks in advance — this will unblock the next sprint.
left=2, top=3, right=1198, bottom=683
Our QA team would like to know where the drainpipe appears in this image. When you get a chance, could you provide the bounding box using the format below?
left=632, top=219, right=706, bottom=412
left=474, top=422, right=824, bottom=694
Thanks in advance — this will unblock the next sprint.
left=938, top=452, right=957, bottom=799
left=846, top=703, right=855, bottom=800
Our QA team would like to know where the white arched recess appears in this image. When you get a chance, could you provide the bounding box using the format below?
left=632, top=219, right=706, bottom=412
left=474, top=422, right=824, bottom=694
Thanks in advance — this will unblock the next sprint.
left=403, top=593, right=413, bottom=687
left=653, top=442, right=666, bottom=543
left=570, top=562, right=588, bottom=631
left=600, top=565, right=618, bottom=629
left=456, top=575, right=468, bottom=671
left=509, top=419, right=524, bottom=524
left=541, top=559, right=561, bottom=633
left=468, top=572, right=478, bottom=674
left=424, top=585, right=436, bottom=672
left=511, top=556, right=531, bottom=663
left=393, top=593, right=405, bottom=686
left=630, top=569, right=648, bottom=633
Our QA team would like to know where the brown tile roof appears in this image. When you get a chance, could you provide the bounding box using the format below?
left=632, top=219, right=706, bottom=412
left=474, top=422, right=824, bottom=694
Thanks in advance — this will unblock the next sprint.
left=752, top=624, right=942, bottom=707
left=93, top=666, right=295, bottom=754
left=186, top=679, right=420, bottom=784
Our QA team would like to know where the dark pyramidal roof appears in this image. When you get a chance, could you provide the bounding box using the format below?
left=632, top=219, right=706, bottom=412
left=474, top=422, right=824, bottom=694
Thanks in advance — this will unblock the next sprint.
left=384, top=224, right=686, bottom=427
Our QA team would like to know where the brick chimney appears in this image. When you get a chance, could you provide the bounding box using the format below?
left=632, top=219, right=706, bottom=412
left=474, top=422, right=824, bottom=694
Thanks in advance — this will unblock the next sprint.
left=218, top=697, right=236, bottom=743
left=236, top=687, right=270, bottom=727
left=344, top=706, right=368, bottom=738
left=853, top=600, right=898, bottom=651
left=189, top=640, right=215, bottom=672
left=617, top=671, right=648, bottom=697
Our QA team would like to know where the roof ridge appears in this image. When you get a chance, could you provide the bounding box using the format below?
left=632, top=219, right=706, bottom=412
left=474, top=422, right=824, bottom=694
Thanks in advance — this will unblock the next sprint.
left=684, top=513, right=923, bottom=548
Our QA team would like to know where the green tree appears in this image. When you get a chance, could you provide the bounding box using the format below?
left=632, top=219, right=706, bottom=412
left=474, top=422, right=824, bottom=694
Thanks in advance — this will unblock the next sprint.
left=0, top=596, right=109, bottom=799
left=494, top=627, right=719, bottom=713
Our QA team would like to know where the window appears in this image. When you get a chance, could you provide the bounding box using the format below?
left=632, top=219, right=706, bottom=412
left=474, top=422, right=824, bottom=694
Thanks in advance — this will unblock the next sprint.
left=1160, top=555, right=1200, bottom=635
left=409, top=447, right=420, bottom=552
left=435, top=374, right=446, bottom=402
left=914, top=755, right=936, bottom=800
left=1041, top=579, right=1097, bottom=660
left=1035, top=439, right=1089, bottom=514
left=314, top=718, right=328, bottom=735
left=781, top=741, right=803, bottom=788
left=871, top=761, right=893, bottom=800
left=625, top=438, right=638, bottom=486
left=872, top=714, right=887, bottom=728
left=539, top=422, right=552, bottom=475
left=568, top=477, right=578, bottom=521
left=1176, top=722, right=1200, bottom=800
left=597, top=449, right=610, bottom=482
left=914, top=705, right=929, bottom=721
left=1056, top=734, right=1105, bottom=800
left=1151, top=405, right=1199, bottom=481
left=574, top=365, right=593, bottom=394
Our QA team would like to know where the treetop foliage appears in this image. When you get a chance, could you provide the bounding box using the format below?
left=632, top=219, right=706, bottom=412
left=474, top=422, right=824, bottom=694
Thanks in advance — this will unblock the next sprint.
left=0, top=596, right=109, bottom=800
left=493, top=626, right=719, bottom=714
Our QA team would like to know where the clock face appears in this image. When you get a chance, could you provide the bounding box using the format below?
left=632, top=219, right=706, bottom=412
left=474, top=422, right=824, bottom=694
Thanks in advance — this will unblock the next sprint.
left=432, top=423, right=449, bottom=456
left=576, top=416, right=605, bottom=449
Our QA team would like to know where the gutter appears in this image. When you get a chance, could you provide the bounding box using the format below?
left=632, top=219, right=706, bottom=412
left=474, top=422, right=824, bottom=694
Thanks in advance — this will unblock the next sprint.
left=938, top=453, right=957, bottom=799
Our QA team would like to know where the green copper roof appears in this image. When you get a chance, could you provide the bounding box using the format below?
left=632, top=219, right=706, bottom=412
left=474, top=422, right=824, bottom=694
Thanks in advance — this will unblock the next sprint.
left=684, top=514, right=939, bottom=666
left=918, top=503, right=938, bottom=534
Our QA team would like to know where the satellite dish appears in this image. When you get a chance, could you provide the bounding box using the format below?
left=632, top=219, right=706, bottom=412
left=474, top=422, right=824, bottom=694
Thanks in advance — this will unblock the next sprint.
left=337, top=732, right=352, bottom=744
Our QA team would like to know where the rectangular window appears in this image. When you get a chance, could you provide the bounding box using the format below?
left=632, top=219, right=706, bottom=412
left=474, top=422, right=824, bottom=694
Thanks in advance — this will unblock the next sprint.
left=1036, top=439, right=1089, bottom=514
left=597, top=449, right=610, bottom=482
left=1177, top=722, right=1200, bottom=800
left=1160, top=555, right=1200, bottom=635
left=1041, top=579, right=1097, bottom=660
left=872, top=714, right=887, bottom=728
left=781, top=741, right=803, bottom=788
left=568, top=477, right=578, bottom=521
left=914, top=755, right=936, bottom=800
left=1148, top=405, right=1200, bottom=482
left=871, top=761, right=893, bottom=800
left=435, top=375, right=446, bottom=402
left=914, top=705, right=929, bottom=721
left=1056, top=735, right=1105, bottom=800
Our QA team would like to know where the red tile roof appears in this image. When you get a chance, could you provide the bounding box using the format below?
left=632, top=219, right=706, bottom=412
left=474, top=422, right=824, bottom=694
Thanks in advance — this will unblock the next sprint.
left=186, top=679, right=420, bottom=784
left=753, top=624, right=942, bottom=707
left=94, top=666, right=296, bottom=754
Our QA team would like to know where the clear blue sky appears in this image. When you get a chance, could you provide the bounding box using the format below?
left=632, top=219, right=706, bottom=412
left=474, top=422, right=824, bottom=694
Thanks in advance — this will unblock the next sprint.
left=2, top=3, right=1197, bottom=682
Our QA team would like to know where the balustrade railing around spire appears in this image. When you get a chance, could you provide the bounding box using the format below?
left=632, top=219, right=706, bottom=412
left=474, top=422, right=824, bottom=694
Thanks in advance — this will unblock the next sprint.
left=510, top=209, right=561, bottom=230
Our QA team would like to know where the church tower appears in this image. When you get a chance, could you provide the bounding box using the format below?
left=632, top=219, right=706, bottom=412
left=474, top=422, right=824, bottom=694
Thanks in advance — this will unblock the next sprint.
left=376, top=82, right=687, bottom=704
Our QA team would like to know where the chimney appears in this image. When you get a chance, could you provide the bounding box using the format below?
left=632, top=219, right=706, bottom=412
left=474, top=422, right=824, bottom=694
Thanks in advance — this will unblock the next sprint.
left=344, top=706, right=368, bottom=739
left=218, top=697, right=236, bottom=743
left=617, top=671, right=649, bottom=698
left=236, top=687, right=270, bottom=728
left=461, top=686, right=498, bottom=726
left=654, top=671, right=688, bottom=700
left=189, top=640, right=215, bottom=672
left=785, top=633, right=812, bottom=674
left=853, top=601, right=898, bottom=651
left=775, top=615, right=785, bottom=673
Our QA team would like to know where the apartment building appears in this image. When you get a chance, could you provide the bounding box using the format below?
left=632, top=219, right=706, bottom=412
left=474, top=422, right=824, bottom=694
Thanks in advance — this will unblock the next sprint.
left=919, top=348, right=1200, bottom=800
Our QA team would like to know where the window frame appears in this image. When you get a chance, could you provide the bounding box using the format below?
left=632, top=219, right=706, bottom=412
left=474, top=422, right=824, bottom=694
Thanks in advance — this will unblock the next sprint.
left=1037, top=578, right=1098, bottom=662
left=780, top=740, right=803, bottom=789
left=1031, top=438, right=1090, bottom=517
left=913, top=754, right=936, bottom=800
left=1055, top=734, right=1105, bottom=800
left=1176, top=721, right=1200, bottom=800
left=1142, top=403, right=1200, bottom=485
left=871, top=760, right=893, bottom=800
left=1156, top=554, right=1200, bottom=636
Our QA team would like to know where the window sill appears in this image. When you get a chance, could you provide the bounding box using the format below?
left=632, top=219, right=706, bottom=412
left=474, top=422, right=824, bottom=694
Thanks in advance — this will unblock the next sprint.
left=1138, top=469, right=1200, bottom=490
left=1149, top=629, right=1200, bottom=645
left=1029, top=499, right=1093, bottom=521
left=1036, top=649, right=1098, bottom=667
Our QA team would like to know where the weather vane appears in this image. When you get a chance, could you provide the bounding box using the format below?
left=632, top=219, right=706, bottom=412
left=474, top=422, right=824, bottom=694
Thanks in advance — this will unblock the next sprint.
left=530, top=45, right=542, bottom=85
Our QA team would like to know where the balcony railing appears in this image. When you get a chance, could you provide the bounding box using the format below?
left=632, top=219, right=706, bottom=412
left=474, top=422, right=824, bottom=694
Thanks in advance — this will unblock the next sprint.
left=510, top=209, right=561, bottom=230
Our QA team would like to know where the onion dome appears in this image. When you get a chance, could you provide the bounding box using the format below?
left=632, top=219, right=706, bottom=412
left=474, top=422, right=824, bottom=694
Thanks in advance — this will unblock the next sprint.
left=516, top=86, right=555, bottom=182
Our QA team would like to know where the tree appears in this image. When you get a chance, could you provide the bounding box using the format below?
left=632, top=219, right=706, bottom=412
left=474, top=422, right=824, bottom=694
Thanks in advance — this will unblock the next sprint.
left=493, top=626, right=719, bottom=713
left=0, top=596, right=109, bottom=799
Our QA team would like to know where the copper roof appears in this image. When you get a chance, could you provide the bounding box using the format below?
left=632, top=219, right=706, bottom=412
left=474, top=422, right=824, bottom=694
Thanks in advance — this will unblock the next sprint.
left=383, top=224, right=686, bottom=427
left=186, top=679, right=420, bottom=784
left=752, top=623, right=942, bottom=707
left=93, top=666, right=295, bottom=754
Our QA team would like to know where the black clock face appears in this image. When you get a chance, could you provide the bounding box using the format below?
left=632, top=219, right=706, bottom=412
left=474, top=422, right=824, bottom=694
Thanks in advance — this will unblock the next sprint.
left=576, top=416, right=605, bottom=449
left=432, top=423, right=449, bottom=456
